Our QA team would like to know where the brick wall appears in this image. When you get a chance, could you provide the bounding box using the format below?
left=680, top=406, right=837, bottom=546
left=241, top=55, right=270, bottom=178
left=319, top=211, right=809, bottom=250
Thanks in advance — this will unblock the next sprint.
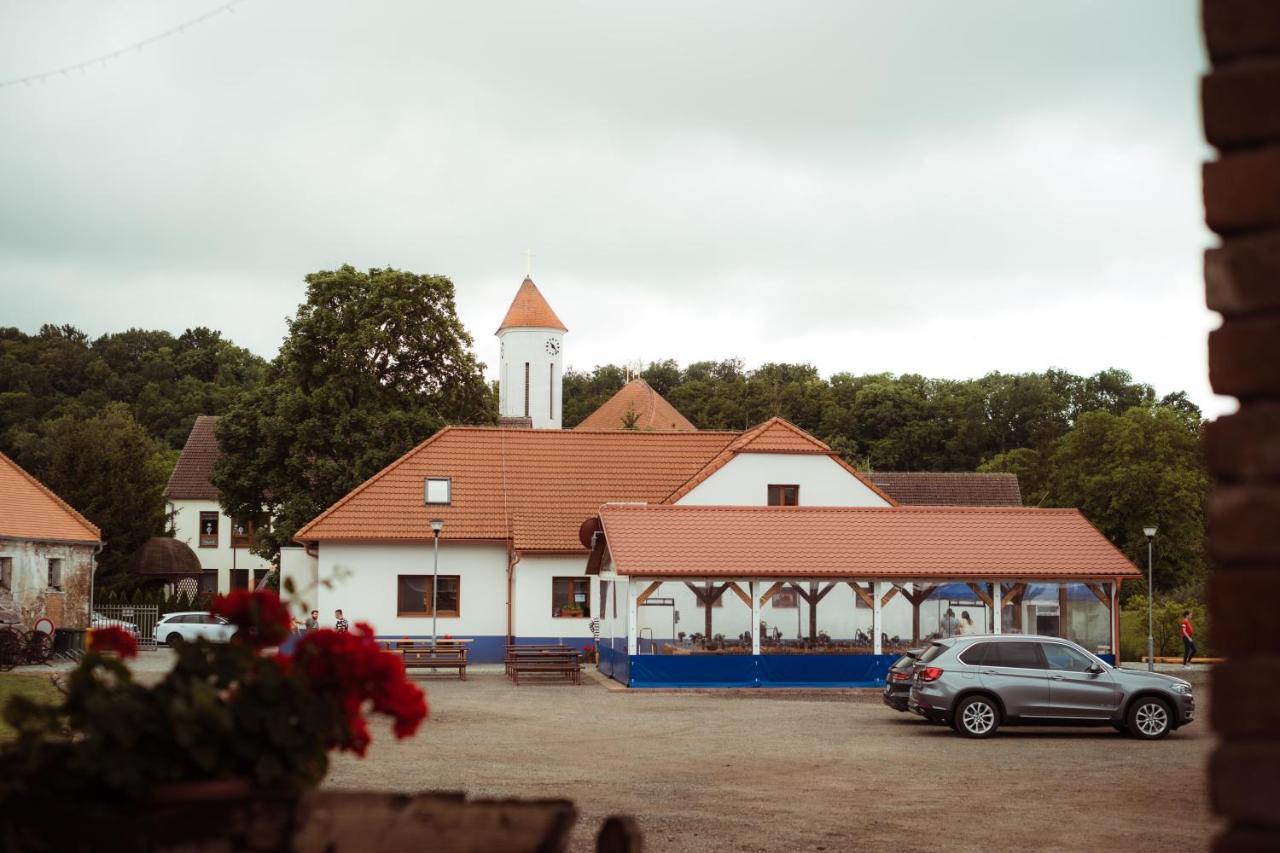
left=1201, top=1, right=1280, bottom=848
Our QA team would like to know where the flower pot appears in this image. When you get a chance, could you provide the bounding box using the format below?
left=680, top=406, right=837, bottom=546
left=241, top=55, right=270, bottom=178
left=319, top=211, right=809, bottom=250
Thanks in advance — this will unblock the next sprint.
left=149, top=777, right=254, bottom=804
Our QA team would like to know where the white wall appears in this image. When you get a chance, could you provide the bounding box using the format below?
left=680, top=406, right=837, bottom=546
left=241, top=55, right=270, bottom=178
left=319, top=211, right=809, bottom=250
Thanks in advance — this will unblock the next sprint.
left=513, top=553, right=598, bottom=640
left=675, top=454, right=890, bottom=507
left=279, top=546, right=319, bottom=619
left=317, top=541, right=509, bottom=637
left=498, top=327, right=563, bottom=428
left=170, top=498, right=273, bottom=593
left=0, top=538, right=95, bottom=629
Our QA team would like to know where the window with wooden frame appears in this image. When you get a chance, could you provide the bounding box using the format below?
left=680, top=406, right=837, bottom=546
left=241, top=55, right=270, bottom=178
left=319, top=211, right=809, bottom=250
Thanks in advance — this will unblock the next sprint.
left=47, top=558, right=63, bottom=591
left=231, top=516, right=265, bottom=549
left=398, top=575, right=461, bottom=617
left=552, top=577, right=591, bottom=618
left=199, top=511, right=219, bottom=548
left=767, top=484, right=800, bottom=506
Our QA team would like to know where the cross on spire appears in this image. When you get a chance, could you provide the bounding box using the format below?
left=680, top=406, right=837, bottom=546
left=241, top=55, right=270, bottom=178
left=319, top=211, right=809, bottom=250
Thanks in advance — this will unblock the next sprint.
left=523, top=248, right=535, bottom=277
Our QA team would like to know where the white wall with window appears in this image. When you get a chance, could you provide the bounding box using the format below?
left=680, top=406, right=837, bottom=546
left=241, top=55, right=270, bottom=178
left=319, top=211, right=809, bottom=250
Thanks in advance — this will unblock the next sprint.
left=169, top=498, right=273, bottom=594
left=675, top=454, right=890, bottom=507
left=0, top=540, right=95, bottom=629
left=512, top=554, right=598, bottom=641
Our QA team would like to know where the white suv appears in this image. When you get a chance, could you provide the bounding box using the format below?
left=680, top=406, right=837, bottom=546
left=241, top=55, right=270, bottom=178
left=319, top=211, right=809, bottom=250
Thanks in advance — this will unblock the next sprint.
left=154, top=612, right=237, bottom=646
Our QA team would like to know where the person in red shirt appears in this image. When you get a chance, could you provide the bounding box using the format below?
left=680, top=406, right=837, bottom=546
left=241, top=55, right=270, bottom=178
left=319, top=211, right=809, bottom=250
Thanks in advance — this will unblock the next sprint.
left=1180, top=610, right=1196, bottom=667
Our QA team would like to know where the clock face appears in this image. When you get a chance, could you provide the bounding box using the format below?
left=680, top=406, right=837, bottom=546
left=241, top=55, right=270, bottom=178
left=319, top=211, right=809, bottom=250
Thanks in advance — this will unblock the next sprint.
left=545, top=338, right=561, bottom=356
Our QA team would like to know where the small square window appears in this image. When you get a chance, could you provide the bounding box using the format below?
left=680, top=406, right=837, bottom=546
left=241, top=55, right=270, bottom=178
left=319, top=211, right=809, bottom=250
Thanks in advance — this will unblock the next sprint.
left=424, top=477, right=452, bottom=506
left=767, top=484, right=799, bottom=506
left=47, top=558, right=63, bottom=591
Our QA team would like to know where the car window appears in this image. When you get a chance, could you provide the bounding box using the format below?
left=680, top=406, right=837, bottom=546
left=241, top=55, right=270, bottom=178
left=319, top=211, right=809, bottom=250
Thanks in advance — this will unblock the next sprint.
left=167, top=615, right=190, bottom=624
left=891, top=655, right=913, bottom=669
left=1041, top=643, right=1095, bottom=672
left=987, top=641, right=1044, bottom=669
left=959, top=642, right=993, bottom=666
left=917, top=642, right=949, bottom=664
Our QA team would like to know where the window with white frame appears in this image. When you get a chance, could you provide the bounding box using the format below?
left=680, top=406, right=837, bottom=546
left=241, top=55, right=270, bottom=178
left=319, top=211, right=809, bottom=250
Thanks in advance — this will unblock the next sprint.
left=47, top=558, right=63, bottom=591
left=424, top=477, right=452, bottom=505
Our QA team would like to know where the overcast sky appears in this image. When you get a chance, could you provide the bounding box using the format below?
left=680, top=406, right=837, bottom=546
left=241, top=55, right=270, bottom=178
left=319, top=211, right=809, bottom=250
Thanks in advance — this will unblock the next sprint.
left=0, top=1, right=1226, bottom=414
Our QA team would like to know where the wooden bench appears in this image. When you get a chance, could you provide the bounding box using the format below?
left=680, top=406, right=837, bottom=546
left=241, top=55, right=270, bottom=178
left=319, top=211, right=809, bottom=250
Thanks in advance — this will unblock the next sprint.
left=503, top=645, right=573, bottom=677
left=505, top=646, right=582, bottom=686
left=384, top=643, right=469, bottom=680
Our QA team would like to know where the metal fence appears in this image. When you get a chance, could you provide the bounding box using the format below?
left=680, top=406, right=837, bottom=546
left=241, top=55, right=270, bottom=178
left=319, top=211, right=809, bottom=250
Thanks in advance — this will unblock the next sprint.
left=95, top=604, right=159, bottom=649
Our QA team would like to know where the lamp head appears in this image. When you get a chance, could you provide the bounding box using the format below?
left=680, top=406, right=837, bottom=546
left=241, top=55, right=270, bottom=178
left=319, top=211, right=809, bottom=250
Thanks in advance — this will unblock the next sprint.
left=1143, top=526, right=1157, bottom=538
left=430, top=518, right=445, bottom=536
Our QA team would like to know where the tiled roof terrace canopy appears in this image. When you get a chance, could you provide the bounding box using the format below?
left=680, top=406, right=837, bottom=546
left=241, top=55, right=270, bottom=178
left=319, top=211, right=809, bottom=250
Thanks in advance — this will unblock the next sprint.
left=594, top=504, right=1140, bottom=581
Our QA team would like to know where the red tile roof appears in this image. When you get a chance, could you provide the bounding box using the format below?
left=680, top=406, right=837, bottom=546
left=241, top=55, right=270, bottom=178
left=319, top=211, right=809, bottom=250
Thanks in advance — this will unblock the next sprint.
left=165, top=415, right=221, bottom=500
left=663, top=418, right=898, bottom=506
left=0, top=451, right=101, bottom=544
left=574, top=379, right=697, bottom=432
left=295, top=427, right=742, bottom=550
left=596, top=504, right=1139, bottom=580
left=871, top=472, right=1023, bottom=507
left=496, top=277, right=567, bottom=333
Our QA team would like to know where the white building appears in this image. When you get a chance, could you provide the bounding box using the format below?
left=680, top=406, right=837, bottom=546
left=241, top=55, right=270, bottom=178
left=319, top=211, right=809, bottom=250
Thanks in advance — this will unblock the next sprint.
left=165, top=415, right=273, bottom=595
left=0, top=451, right=100, bottom=630
left=496, top=276, right=566, bottom=429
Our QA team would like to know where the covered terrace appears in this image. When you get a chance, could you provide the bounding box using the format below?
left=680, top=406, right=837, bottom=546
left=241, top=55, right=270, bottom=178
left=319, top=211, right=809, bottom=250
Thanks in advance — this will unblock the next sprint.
left=586, top=504, right=1142, bottom=688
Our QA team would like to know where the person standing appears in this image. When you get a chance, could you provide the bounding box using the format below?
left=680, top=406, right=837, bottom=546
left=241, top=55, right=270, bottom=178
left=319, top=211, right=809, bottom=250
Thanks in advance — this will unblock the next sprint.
left=304, top=610, right=319, bottom=632
left=334, top=609, right=349, bottom=633
left=1180, top=610, right=1196, bottom=667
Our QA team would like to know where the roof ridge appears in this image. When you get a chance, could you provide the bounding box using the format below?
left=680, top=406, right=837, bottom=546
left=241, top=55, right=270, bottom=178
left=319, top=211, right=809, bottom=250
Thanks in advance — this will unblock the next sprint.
left=602, top=503, right=1079, bottom=514
left=0, top=450, right=101, bottom=541
left=294, top=426, right=457, bottom=540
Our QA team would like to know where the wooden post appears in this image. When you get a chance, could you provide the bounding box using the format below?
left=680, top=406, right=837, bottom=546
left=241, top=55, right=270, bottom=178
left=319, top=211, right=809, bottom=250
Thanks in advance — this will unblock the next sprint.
left=750, top=581, right=761, bottom=655
left=626, top=579, right=638, bottom=656
left=872, top=581, right=883, bottom=655
left=704, top=582, right=713, bottom=639
left=911, top=583, right=921, bottom=645
left=992, top=580, right=1002, bottom=635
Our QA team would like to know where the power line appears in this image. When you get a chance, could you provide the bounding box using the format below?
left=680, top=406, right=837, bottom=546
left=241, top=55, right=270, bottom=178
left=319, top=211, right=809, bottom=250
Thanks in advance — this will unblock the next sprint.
left=0, top=0, right=250, bottom=90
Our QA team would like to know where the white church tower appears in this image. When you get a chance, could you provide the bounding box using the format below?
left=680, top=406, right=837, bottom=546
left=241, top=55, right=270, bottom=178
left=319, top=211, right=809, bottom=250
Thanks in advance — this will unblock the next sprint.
left=496, top=276, right=567, bottom=429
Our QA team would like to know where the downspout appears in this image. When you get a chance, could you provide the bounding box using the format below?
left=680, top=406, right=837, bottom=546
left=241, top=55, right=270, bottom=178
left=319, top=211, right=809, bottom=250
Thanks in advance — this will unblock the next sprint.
left=88, top=541, right=105, bottom=628
left=506, top=545, right=522, bottom=645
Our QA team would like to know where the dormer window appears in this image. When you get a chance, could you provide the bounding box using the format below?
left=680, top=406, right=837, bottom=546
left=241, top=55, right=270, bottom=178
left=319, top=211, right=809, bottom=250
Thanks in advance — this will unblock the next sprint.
left=768, top=484, right=799, bottom=506
left=424, top=477, right=452, bottom=506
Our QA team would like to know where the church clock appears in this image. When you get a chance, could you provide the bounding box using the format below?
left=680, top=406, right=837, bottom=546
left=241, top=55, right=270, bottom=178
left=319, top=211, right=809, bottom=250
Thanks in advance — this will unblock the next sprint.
left=545, top=338, right=561, bottom=355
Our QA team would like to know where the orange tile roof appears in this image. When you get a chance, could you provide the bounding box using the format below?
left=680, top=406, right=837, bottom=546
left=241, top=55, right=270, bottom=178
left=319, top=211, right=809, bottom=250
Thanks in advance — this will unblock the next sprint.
left=294, top=427, right=741, bottom=550
left=496, top=277, right=568, bottom=333
left=870, top=472, right=1023, bottom=507
left=663, top=417, right=898, bottom=506
left=165, top=415, right=221, bottom=500
left=0, top=451, right=101, bottom=544
left=574, top=379, right=697, bottom=432
left=596, top=504, right=1139, bottom=580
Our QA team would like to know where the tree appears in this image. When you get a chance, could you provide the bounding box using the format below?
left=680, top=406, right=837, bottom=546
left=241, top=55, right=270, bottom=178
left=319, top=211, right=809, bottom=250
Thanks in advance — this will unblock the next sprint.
left=1047, top=406, right=1209, bottom=591
left=212, top=266, right=496, bottom=558
left=7, top=404, right=169, bottom=583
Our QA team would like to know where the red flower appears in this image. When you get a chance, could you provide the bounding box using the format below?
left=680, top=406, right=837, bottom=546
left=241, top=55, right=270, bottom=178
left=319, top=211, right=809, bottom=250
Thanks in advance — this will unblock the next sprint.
left=90, top=626, right=138, bottom=658
left=213, top=589, right=292, bottom=648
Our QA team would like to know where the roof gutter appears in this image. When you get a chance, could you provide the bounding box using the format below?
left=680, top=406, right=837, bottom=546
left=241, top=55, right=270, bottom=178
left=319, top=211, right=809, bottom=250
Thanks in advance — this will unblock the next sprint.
left=506, top=545, right=522, bottom=644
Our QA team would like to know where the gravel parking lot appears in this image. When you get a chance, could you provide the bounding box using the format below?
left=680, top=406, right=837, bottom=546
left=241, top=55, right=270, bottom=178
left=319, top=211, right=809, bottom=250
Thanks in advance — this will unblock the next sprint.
left=327, top=667, right=1217, bottom=852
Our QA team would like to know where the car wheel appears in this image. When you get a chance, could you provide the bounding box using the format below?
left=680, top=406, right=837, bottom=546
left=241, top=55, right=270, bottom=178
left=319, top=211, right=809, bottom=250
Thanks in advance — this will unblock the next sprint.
left=1127, top=697, right=1172, bottom=740
left=166, top=632, right=184, bottom=646
left=954, top=695, right=1000, bottom=738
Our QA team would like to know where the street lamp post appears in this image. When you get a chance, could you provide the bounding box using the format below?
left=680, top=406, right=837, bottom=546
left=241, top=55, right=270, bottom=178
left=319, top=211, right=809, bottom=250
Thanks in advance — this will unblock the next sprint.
left=430, top=518, right=444, bottom=648
left=1143, top=525, right=1157, bottom=672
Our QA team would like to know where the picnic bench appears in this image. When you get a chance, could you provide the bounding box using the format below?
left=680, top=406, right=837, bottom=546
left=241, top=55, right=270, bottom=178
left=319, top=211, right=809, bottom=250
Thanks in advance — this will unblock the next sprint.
left=505, top=645, right=582, bottom=686
left=380, top=640, right=469, bottom=680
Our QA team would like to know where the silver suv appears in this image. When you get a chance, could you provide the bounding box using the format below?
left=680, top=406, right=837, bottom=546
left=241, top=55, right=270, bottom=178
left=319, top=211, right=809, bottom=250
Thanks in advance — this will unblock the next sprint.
left=907, top=634, right=1194, bottom=739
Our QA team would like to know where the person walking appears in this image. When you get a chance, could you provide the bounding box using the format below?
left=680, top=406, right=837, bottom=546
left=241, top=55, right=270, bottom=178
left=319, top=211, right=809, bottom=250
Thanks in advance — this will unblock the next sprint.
left=1180, top=610, right=1197, bottom=667
left=334, top=609, right=349, bottom=633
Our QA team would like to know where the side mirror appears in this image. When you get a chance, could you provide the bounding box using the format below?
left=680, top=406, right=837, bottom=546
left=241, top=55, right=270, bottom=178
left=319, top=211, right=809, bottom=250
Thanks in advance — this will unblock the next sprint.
left=1087, top=664, right=1104, bottom=675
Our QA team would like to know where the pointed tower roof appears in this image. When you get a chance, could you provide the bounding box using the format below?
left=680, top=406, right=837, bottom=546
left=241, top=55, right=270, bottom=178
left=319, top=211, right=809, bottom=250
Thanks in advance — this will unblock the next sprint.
left=575, top=378, right=697, bottom=431
left=496, top=277, right=567, bottom=334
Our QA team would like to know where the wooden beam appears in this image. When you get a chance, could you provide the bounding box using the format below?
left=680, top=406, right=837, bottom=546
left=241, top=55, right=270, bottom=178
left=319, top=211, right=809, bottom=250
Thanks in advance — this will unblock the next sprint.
left=814, top=582, right=837, bottom=604
left=1085, top=583, right=1111, bottom=608
left=759, top=582, right=784, bottom=606
left=789, top=582, right=814, bottom=605
left=880, top=585, right=901, bottom=607
left=636, top=581, right=663, bottom=606
left=727, top=582, right=752, bottom=608
left=966, top=582, right=993, bottom=608
left=848, top=582, right=874, bottom=609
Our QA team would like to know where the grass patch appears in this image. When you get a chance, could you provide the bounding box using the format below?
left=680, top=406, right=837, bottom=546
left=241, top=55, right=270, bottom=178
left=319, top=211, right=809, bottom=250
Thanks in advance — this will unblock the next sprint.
left=0, top=675, right=61, bottom=740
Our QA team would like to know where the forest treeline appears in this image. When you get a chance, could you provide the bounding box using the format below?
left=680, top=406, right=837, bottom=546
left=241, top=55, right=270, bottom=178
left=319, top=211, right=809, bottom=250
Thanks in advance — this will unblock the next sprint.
left=0, top=268, right=1210, bottom=597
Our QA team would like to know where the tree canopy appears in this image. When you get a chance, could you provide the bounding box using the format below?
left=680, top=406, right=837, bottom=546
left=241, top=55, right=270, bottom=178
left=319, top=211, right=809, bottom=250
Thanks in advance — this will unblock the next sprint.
left=211, top=266, right=496, bottom=557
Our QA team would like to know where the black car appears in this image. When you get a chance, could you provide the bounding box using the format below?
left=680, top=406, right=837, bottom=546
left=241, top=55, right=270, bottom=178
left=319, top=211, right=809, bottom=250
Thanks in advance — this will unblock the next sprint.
left=882, top=649, right=923, bottom=711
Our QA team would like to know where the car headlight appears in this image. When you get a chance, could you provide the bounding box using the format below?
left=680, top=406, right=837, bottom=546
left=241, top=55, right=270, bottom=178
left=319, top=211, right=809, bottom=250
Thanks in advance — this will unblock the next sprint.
left=1172, top=683, right=1193, bottom=695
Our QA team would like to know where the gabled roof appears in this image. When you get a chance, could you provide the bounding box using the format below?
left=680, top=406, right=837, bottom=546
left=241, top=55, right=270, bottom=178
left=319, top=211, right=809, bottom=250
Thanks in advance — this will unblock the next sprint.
left=574, top=379, right=697, bottom=432
left=294, top=427, right=741, bottom=550
left=0, top=451, right=101, bottom=544
left=496, top=277, right=567, bottom=333
left=165, top=415, right=221, bottom=500
left=663, top=417, right=897, bottom=506
left=870, top=472, right=1023, bottom=507
left=595, top=504, right=1139, bottom=580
